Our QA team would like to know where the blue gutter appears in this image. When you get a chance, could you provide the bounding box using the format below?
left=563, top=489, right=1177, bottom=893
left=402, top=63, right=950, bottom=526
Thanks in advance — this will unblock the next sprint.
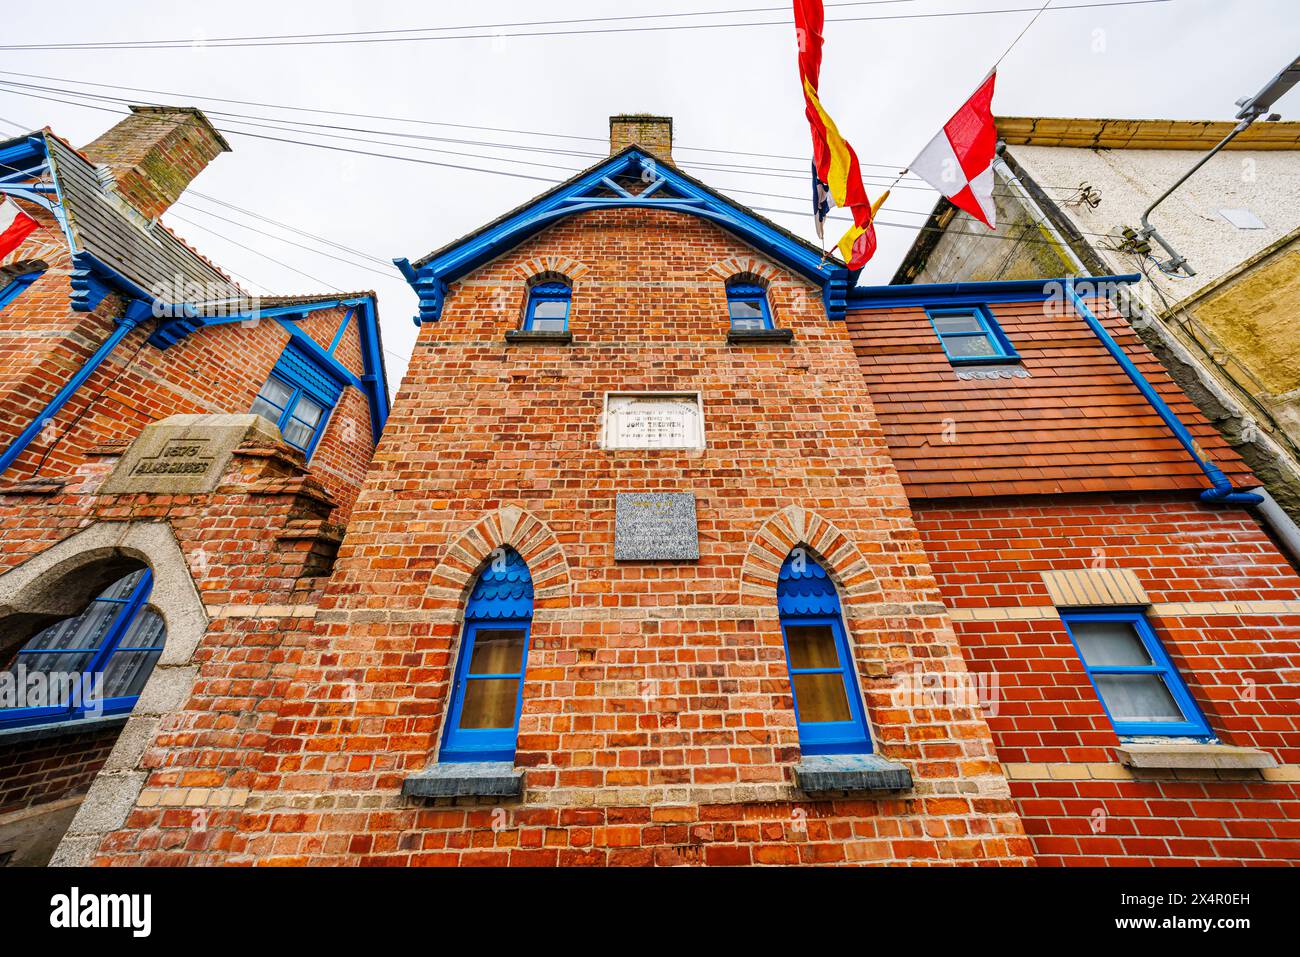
left=0, top=298, right=152, bottom=478
left=1061, top=276, right=1262, bottom=506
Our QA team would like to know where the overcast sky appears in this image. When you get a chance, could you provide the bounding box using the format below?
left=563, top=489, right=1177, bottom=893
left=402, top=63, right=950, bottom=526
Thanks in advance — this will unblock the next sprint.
left=2, top=0, right=1297, bottom=390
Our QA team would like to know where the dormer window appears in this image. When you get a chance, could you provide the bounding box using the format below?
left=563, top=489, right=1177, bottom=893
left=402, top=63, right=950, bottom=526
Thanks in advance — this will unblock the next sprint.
left=524, top=280, right=571, bottom=333
left=926, top=305, right=1018, bottom=364
left=726, top=277, right=772, bottom=331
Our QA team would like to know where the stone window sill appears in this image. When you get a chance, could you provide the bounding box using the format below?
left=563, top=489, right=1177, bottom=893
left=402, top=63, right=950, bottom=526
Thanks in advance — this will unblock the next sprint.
left=727, top=328, right=794, bottom=345
left=1116, top=742, right=1277, bottom=771
left=505, top=330, right=572, bottom=345
left=402, top=761, right=524, bottom=798
left=0, top=715, right=128, bottom=746
left=794, top=754, right=912, bottom=794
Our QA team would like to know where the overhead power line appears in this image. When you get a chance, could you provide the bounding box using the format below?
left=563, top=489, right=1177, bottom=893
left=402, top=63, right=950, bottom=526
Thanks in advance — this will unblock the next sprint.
left=0, top=0, right=1174, bottom=51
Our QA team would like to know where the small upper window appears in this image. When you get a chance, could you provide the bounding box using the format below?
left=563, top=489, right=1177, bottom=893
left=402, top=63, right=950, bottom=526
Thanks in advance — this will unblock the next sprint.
left=250, top=342, right=342, bottom=458
left=926, top=305, right=1017, bottom=364
left=524, top=280, right=571, bottom=332
left=726, top=278, right=773, bottom=331
left=0, top=269, right=43, bottom=314
left=1061, top=610, right=1211, bottom=739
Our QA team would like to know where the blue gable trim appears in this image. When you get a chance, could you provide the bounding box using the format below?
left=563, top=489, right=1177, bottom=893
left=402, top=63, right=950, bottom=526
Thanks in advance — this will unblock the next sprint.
left=397, top=147, right=844, bottom=326
left=845, top=274, right=1142, bottom=310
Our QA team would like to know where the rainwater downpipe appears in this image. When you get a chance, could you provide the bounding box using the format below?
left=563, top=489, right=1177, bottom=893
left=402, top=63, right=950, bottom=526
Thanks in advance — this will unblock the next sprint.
left=0, top=297, right=153, bottom=478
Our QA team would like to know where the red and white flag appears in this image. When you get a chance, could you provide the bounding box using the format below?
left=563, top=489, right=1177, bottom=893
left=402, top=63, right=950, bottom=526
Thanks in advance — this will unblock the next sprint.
left=910, top=71, right=999, bottom=229
left=0, top=197, right=39, bottom=261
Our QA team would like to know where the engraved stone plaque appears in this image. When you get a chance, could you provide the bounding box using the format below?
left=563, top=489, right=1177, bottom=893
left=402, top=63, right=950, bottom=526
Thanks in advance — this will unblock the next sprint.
left=615, top=492, right=699, bottom=561
left=603, top=394, right=704, bottom=450
left=102, top=413, right=282, bottom=495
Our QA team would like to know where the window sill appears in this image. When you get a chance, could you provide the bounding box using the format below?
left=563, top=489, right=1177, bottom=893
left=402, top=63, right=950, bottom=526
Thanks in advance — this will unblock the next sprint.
left=1116, top=742, right=1277, bottom=771
left=0, top=714, right=128, bottom=746
left=505, top=330, right=572, bottom=345
left=794, top=754, right=912, bottom=794
left=727, top=328, right=794, bottom=345
left=402, top=761, right=524, bottom=798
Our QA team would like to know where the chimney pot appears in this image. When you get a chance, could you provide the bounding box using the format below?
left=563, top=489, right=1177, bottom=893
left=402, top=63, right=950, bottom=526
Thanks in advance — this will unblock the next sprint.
left=609, top=114, right=674, bottom=165
left=80, top=105, right=232, bottom=221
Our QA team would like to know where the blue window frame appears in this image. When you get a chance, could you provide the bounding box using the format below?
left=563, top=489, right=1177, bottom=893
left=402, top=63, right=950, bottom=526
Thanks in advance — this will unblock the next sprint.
left=0, top=569, right=164, bottom=730
left=1061, top=610, right=1211, bottom=739
left=0, top=269, right=43, bottom=314
left=250, top=343, right=342, bottom=458
left=726, top=279, right=773, bottom=331
left=441, top=548, right=534, bottom=763
left=926, top=304, right=1018, bottom=364
left=776, top=551, right=872, bottom=755
left=524, top=280, right=571, bottom=332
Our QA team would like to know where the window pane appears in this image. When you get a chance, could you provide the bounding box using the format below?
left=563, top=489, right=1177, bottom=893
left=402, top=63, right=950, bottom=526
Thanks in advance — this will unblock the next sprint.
left=1070, top=620, right=1154, bottom=667
left=792, top=673, right=852, bottom=724
left=785, top=624, right=842, bottom=670
left=8, top=650, right=94, bottom=677
left=99, top=571, right=146, bottom=601
left=281, top=419, right=314, bottom=449
left=944, top=334, right=999, bottom=358
left=292, top=396, right=324, bottom=428
left=458, top=677, right=520, bottom=729
left=257, top=376, right=294, bottom=408
left=120, top=607, right=166, bottom=649
left=1094, top=674, right=1186, bottom=723
left=22, top=602, right=119, bottom=651
left=532, top=300, right=568, bottom=320
left=933, top=313, right=983, bottom=334
left=530, top=317, right=567, bottom=332
left=100, top=648, right=163, bottom=699
left=468, top=628, right=525, bottom=675
left=250, top=396, right=283, bottom=425
left=728, top=299, right=764, bottom=322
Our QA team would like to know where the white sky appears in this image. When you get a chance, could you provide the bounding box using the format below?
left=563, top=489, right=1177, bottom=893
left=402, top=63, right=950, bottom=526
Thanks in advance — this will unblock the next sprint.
left=2, top=0, right=1297, bottom=391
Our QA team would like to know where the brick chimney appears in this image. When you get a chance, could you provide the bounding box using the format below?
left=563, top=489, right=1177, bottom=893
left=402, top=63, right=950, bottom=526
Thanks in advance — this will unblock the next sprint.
left=609, top=114, right=674, bottom=165
left=80, top=105, right=232, bottom=221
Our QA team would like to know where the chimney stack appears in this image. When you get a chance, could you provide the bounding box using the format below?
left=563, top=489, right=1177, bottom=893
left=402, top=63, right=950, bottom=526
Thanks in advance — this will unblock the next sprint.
left=609, top=114, right=674, bottom=166
left=80, top=105, right=232, bottom=221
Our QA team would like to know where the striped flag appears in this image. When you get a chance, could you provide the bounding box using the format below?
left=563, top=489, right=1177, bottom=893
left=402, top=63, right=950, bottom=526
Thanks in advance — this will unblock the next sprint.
left=0, top=198, right=39, bottom=261
left=792, top=0, right=880, bottom=270
left=910, top=71, right=1000, bottom=229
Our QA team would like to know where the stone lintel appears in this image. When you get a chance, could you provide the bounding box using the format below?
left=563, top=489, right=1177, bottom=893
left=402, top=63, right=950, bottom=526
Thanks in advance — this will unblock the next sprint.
left=402, top=762, right=524, bottom=799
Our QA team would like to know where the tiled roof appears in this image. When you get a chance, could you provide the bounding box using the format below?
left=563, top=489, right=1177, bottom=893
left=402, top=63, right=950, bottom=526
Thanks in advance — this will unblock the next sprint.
left=849, top=295, right=1256, bottom=500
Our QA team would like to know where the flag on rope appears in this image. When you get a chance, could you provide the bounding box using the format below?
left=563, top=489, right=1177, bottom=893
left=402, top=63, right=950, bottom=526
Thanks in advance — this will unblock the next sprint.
left=910, top=71, right=1000, bottom=229
left=792, top=0, right=881, bottom=270
left=0, top=197, right=39, bottom=262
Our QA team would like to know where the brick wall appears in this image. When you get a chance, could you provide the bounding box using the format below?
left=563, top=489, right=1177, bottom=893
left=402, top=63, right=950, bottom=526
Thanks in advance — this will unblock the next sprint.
left=913, top=494, right=1300, bottom=864
left=0, top=725, right=120, bottom=815
left=94, top=207, right=1037, bottom=866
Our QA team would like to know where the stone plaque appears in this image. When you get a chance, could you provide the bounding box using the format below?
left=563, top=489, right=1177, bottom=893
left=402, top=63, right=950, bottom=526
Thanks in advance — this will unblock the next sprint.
left=615, top=492, right=699, bottom=561
left=603, top=394, right=704, bottom=450
left=101, top=413, right=282, bottom=495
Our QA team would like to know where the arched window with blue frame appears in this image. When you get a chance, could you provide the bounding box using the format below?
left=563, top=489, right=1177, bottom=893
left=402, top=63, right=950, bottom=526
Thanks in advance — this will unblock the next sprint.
left=776, top=549, right=872, bottom=755
left=523, top=279, right=572, bottom=333
left=725, top=275, right=773, bottom=331
left=0, top=569, right=165, bottom=730
left=440, top=548, right=534, bottom=763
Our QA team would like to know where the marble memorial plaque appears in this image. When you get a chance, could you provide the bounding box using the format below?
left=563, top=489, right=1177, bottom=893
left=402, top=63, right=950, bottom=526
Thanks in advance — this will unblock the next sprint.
left=603, top=394, right=704, bottom=450
left=615, top=492, right=699, bottom=561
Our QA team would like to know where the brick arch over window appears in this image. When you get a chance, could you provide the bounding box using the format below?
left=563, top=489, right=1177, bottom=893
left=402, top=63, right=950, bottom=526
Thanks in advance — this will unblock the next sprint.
left=428, top=506, right=572, bottom=611
left=705, top=256, right=781, bottom=285
left=512, top=256, right=591, bottom=285
left=740, top=505, right=880, bottom=606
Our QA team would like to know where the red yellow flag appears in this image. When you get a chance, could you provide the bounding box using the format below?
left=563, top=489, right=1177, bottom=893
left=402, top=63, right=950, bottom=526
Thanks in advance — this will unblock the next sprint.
left=792, top=0, right=879, bottom=270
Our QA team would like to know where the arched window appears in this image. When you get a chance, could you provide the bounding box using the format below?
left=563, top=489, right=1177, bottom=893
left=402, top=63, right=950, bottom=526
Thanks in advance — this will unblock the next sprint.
left=725, top=276, right=773, bottom=331
left=441, top=548, right=534, bottom=762
left=776, top=549, right=871, bottom=755
left=0, top=569, right=165, bottom=729
left=523, top=279, right=572, bottom=333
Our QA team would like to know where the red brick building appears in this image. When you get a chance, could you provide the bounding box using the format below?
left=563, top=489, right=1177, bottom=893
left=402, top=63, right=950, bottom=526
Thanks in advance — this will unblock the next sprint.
left=0, top=107, right=390, bottom=865
left=2, top=112, right=1296, bottom=867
